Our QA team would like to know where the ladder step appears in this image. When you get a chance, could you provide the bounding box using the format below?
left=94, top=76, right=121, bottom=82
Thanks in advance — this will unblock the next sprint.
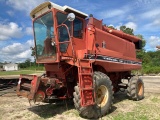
left=79, top=64, right=91, bottom=67
left=81, top=88, right=94, bottom=91
left=79, top=66, right=91, bottom=69
left=78, top=59, right=95, bottom=107
left=79, top=73, right=92, bottom=75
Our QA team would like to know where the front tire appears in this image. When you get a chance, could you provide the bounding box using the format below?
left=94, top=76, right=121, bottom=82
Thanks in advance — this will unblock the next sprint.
left=127, top=76, right=144, bottom=101
left=73, top=71, right=114, bottom=119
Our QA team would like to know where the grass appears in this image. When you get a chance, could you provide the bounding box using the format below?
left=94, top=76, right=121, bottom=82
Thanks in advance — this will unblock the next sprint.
left=150, top=97, right=160, bottom=103
left=113, top=112, right=148, bottom=120
left=103, top=93, right=160, bottom=120
left=0, top=70, right=44, bottom=76
left=111, top=103, right=160, bottom=120
left=21, top=66, right=45, bottom=71
left=64, top=109, right=79, bottom=117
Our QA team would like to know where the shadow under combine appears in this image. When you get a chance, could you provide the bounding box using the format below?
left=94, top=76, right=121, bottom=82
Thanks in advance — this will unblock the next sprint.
left=28, top=99, right=75, bottom=119
left=28, top=92, right=129, bottom=119
left=113, top=90, right=129, bottom=104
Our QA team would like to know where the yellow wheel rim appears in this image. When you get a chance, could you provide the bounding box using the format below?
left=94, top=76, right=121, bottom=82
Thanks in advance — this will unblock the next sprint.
left=138, top=82, right=143, bottom=96
left=96, top=85, right=109, bottom=107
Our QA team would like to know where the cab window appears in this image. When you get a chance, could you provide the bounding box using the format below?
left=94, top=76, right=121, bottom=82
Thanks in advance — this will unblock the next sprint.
left=73, top=18, right=83, bottom=38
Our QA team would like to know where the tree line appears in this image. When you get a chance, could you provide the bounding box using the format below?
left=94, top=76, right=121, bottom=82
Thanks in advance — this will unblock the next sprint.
left=18, top=58, right=44, bottom=70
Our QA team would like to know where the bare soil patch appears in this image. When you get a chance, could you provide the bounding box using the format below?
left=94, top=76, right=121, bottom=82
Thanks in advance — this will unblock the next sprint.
left=0, top=76, right=159, bottom=120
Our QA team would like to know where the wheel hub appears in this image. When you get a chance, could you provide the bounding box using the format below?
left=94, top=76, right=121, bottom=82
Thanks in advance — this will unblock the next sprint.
left=96, top=85, right=109, bottom=107
left=34, top=90, right=45, bottom=102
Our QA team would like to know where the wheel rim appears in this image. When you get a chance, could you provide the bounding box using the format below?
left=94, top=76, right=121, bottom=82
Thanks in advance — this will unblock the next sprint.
left=96, top=85, right=109, bottom=107
left=34, top=90, right=45, bottom=102
left=138, top=82, right=143, bottom=96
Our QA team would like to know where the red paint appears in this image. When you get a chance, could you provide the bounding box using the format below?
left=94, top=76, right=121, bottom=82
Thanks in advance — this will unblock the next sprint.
left=17, top=2, right=142, bottom=107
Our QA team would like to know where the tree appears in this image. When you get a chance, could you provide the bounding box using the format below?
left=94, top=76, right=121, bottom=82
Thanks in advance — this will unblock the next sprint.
left=31, top=46, right=36, bottom=58
left=135, top=34, right=147, bottom=64
left=107, top=25, right=116, bottom=30
left=120, top=26, right=134, bottom=35
left=147, top=51, right=160, bottom=67
left=136, top=34, right=146, bottom=50
left=25, top=58, right=31, bottom=67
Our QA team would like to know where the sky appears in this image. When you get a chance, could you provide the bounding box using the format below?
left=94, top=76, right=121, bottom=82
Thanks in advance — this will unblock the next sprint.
left=0, top=0, right=160, bottom=63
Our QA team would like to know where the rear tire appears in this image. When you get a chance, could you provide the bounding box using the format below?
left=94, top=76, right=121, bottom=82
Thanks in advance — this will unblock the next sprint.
left=127, top=76, right=144, bottom=100
left=73, top=71, right=114, bottom=119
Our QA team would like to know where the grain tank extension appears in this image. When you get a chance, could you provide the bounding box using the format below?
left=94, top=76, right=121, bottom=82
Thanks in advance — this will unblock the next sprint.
left=16, top=2, right=144, bottom=119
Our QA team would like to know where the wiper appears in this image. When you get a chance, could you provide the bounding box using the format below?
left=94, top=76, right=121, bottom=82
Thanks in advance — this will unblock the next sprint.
left=40, top=18, right=47, bottom=28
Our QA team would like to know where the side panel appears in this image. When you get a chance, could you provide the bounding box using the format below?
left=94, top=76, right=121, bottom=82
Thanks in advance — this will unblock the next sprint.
left=95, top=28, right=136, bottom=59
left=85, top=21, right=142, bottom=72
left=44, top=63, right=66, bottom=79
left=85, top=51, right=141, bottom=72
left=94, top=60, right=141, bottom=72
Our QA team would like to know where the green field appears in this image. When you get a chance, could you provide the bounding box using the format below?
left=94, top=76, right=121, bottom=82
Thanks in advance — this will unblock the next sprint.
left=0, top=70, right=44, bottom=76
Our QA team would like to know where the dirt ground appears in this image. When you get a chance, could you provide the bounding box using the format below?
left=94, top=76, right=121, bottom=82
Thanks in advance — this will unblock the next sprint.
left=0, top=76, right=160, bottom=120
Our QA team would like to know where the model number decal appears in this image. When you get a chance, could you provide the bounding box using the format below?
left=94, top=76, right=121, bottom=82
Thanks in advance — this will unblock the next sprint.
left=85, top=54, right=142, bottom=65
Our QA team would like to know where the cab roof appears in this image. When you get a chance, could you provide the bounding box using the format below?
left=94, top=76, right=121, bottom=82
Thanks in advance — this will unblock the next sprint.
left=30, top=1, right=88, bottom=19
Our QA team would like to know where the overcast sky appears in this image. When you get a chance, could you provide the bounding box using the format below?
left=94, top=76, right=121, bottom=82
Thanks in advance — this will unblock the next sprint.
left=0, top=0, right=160, bottom=63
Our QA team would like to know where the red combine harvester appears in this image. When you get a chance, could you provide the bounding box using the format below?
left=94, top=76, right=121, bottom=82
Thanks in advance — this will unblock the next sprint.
left=17, top=2, right=144, bottom=119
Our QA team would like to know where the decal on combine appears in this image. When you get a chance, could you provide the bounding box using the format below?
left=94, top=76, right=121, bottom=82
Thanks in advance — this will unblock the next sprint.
left=85, top=54, right=142, bottom=65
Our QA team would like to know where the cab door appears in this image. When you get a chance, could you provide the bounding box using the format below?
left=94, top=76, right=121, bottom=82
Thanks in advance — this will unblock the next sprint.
left=72, top=17, right=86, bottom=51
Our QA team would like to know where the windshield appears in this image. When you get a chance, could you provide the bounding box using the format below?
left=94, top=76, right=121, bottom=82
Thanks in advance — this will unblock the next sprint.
left=33, top=12, right=56, bottom=60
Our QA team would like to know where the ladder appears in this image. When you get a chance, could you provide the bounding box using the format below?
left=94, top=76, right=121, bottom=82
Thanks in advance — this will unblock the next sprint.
left=78, top=59, right=95, bottom=106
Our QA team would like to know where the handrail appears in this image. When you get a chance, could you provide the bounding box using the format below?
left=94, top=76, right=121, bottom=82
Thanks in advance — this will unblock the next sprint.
left=56, top=24, right=76, bottom=62
left=58, top=41, right=70, bottom=44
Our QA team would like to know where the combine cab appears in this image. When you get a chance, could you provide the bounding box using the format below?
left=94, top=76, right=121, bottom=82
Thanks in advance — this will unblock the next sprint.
left=17, top=1, right=144, bottom=119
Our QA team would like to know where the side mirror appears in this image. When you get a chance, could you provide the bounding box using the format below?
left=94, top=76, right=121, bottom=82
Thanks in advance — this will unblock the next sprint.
left=67, top=13, right=75, bottom=21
